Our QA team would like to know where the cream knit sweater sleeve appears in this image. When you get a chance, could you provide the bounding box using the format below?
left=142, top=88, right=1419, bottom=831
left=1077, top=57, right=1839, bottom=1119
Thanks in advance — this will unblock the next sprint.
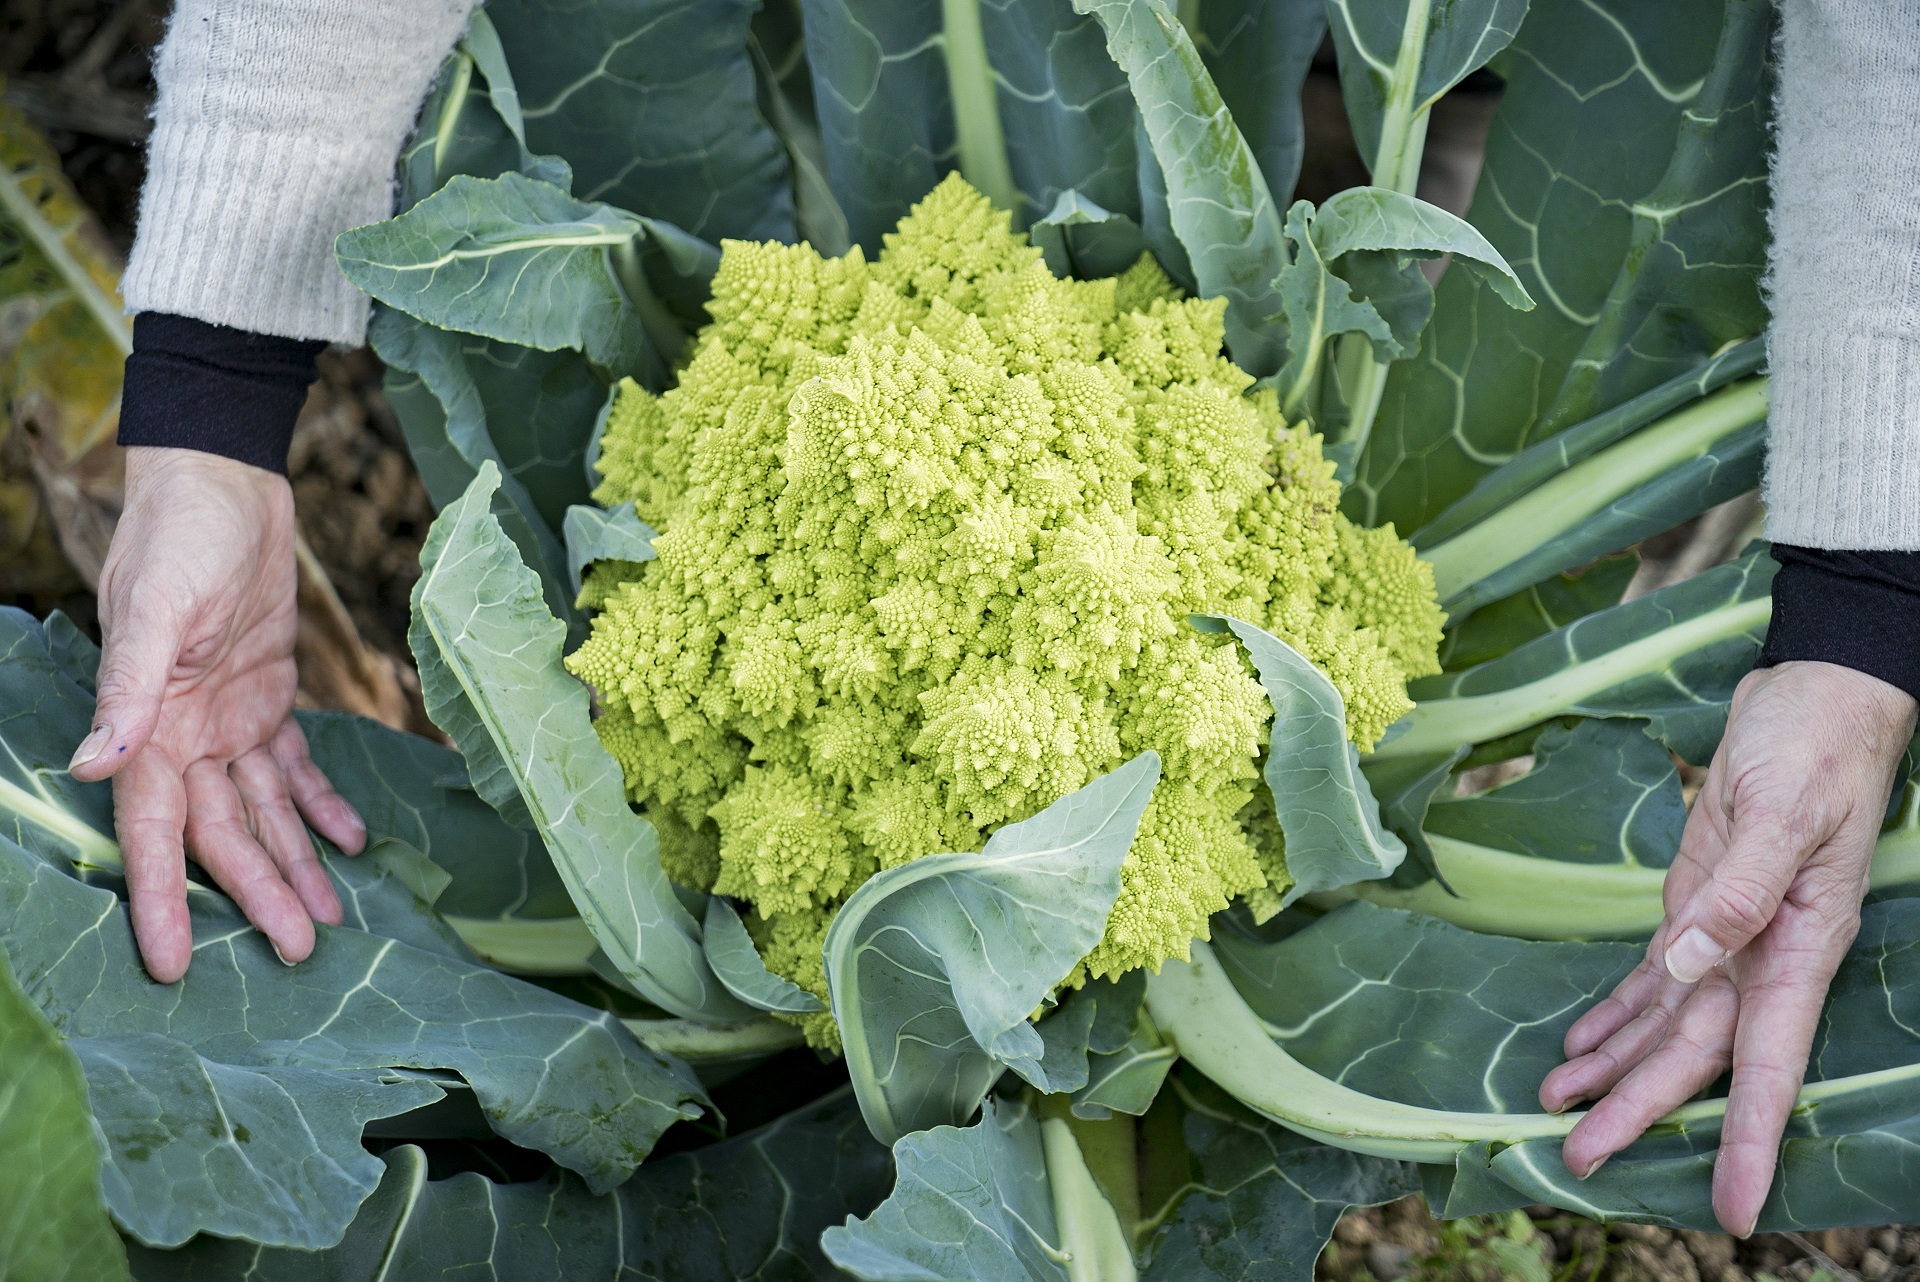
left=121, top=0, right=478, bottom=345
left=1762, top=0, right=1920, bottom=549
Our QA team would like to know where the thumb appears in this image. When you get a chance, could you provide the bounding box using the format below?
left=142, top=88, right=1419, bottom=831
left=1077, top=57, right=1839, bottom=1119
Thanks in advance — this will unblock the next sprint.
left=70, top=600, right=179, bottom=782
left=1662, top=805, right=1812, bottom=983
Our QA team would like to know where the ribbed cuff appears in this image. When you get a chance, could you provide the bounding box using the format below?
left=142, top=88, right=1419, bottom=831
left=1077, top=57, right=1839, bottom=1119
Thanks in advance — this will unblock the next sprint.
left=118, top=313, right=324, bottom=475
left=1760, top=545, right=1920, bottom=702
left=1763, top=330, right=1920, bottom=549
left=121, top=122, right=391, bottom=346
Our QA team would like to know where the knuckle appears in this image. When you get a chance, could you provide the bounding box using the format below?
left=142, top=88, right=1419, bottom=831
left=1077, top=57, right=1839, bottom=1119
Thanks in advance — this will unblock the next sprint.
left=1708, top=874, right=1779, bottom=939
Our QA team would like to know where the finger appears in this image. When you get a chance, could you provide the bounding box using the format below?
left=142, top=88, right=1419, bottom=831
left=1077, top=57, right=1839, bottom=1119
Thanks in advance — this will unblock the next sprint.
left=1547, top=971, right=1693, bottom=1110
left=1662, top=804, right=1821, bottom=984
left=270, top=720, right=366, bottom=855
left=1712, top=933, right=1852, bottom=1236
left=1560, top=976, right=1740, bottom=1178
left=116, top=749, right=192, bottom=983
left=231, top=748, right=342, bottom=927
left=183, top=759, right=316, bottom=965
left=72, top=595, right=181, bottom=783
left=1564, top=950, right=1670, bottom=1060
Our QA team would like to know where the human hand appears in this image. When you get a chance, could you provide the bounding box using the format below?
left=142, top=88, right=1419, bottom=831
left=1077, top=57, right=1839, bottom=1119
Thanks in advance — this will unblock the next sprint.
left=1537, top=660, right=1916, bottom=1234
left=70, top=446, right=366, bottom=982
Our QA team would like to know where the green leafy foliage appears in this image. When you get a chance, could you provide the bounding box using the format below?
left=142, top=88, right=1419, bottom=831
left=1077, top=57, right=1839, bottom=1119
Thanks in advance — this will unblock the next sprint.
left=824, top=1099, right=1068, bottom=1281
left=0, top=944, right=129, bottom=1281
left=409, top=461, right=747, bottom=1021
left=126, top=1090, right=891, bottom=1280
left=826, top=753, right=1159, bottom=1142
left=1349, top=0, right=1772, bottom=533
left=1208, top=617, right=1406, bottom=903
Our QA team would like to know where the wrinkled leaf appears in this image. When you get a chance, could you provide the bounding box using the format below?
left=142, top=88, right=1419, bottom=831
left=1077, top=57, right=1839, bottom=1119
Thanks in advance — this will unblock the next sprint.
left=826, top=752, right=1159, bottom=1142
left=127, top=1089, right=891, bottom=1280
left=1206, top=617, right=1405, bottom=901
left=81, top=1035, right=442, bottom=1250
left=1071, top=1018, right=1176, bottom=1121
left=337, top=173, right=649, bottom=375
left=371, top=307, right=587, bottom=638
left=563, top=500, right=656, bottom=597
left=3, top=832, right=704, bottom=1213
left=409, top=462, right=747, bottom=1021
left=703, top=895, right=826, bottom=1014
left=1029, top=189, right=1151, bottom=282
left=1184, top=0, right=1325, bottom=207
left=1075, top=0, right=1286, bottom=376
left=823, top=1099, right=1067, bottom=1282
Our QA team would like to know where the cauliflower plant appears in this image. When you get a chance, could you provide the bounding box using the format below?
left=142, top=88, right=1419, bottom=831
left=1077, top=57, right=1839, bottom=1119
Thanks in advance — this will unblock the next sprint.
left=568, top=175, right=1442, bottom=1045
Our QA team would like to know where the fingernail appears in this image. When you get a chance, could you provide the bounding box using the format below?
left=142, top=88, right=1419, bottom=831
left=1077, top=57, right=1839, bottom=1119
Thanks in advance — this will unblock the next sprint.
left=270, top=940, right=297, bottom=967
left=1664, top=926, right=1726, bottom=984
left=1575, top=1155, right=1608, bottom=1179
left=68, top=723, right=111, bottom=772
left=1552, top=1095, right=1587, bottom=1115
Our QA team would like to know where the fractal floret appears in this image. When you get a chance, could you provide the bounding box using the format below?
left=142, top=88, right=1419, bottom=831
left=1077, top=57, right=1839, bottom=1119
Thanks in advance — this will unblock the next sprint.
left=567, top=175, right=1443, bottom=1043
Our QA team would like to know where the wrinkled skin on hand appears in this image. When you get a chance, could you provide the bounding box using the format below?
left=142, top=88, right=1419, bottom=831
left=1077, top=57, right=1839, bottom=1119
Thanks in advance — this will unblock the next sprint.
left=1539, top=660, right=1917, bottom=1235
left=70, top=446, right=365, bottom=982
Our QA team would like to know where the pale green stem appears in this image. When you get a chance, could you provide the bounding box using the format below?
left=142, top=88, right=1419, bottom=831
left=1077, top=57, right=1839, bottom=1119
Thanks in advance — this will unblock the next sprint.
left=1039, top=1112, right=1140, bottom=1282
left=623, top=1014, right=804, bottom=1060
left=433, top=50, right=475, bottom=184
left=1315, top=823, right=1920, bottom=940
left=1327, top=0, right=1431, bottom=459
left=2, top=770, right=125, bottom=875
left=942, top=0, right=1017, bottom=212
left=1148, top=940, right=1920, bottom=1164
left=1422, top=379, right=1771, bottom=602
left=441, top=914, right=597, bottom=974
left=0, top=152, right=130, bottom=357
left=1371, top=593, right=1774, bottom=761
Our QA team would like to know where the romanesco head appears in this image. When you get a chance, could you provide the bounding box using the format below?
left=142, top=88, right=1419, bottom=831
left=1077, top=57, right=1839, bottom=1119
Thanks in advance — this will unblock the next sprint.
left=565, top=173, right=1443, bottom=1033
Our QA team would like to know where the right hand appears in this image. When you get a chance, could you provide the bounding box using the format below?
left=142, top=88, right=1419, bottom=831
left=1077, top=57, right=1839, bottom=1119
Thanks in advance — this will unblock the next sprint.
left=71, top=445, right=366, bottom=982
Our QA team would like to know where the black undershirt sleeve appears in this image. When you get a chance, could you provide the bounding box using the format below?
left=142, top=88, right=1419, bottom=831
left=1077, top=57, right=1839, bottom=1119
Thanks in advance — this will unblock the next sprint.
left=1760, top=545, right=1920, bottom=702
left=117, top=313, right=327, bottom=475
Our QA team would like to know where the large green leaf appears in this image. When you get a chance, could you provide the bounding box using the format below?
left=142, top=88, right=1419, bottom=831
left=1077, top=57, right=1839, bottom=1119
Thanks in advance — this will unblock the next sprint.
left=1183, top=0, right=1325, bottom=207
left=294, top=712, right=574, bottom=925
left=1205, top=617, right=1405, bottom=902
left=1434, top=555, right=1637, bottom=673
left=797, top=0, right=1139, bottom=248
left=0, top=942, right=129, bottom=1281
left=337, top=173, right=650, bottom=376
left=1138, top=1074, right=1420, bottom=1282
left=79, top=1035, right=441, bottom=1250
left=1421, top=379, right=1767, bottom=616
left=1323, top=0, right=1528, bottom=180
left=749, top=0, right=853, bottom=254
left=1, top=831, right=703, bottom=1224
left=1275, top=187, right=1532, bottom=411
left=822, top=1099, right=1068, bottom=1282
left=371, top=307, right=587, bottom=639
left=825, top=752, right=1159, bottom=1143
left=409, top=462, right=748, bottom=1022
left=1379, top=548, right=1776, bottom=765
left=1075, top=0, right=1286, bottom=376
left=1349, top=0, right=1771, bottom=533
left=703, top=896, right=826, bottom=1015
left=1211, top=900, right=1920, bottom=1231
left=126, top=1089, right=892, bottom=1280
left=486, top=0, right=795, bottom=243
left=1424, top=718, right=1684, bottom=868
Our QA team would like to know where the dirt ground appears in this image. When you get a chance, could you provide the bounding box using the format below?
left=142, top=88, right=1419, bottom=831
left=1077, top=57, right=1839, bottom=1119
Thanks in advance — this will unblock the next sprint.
left=1321, top=1196, right=1920, bottom=1282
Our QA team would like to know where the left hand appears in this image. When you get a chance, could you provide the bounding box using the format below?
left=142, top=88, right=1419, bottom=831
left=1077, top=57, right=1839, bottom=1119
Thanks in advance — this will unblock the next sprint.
left=1537, top=660, right=1916, bottom=1236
